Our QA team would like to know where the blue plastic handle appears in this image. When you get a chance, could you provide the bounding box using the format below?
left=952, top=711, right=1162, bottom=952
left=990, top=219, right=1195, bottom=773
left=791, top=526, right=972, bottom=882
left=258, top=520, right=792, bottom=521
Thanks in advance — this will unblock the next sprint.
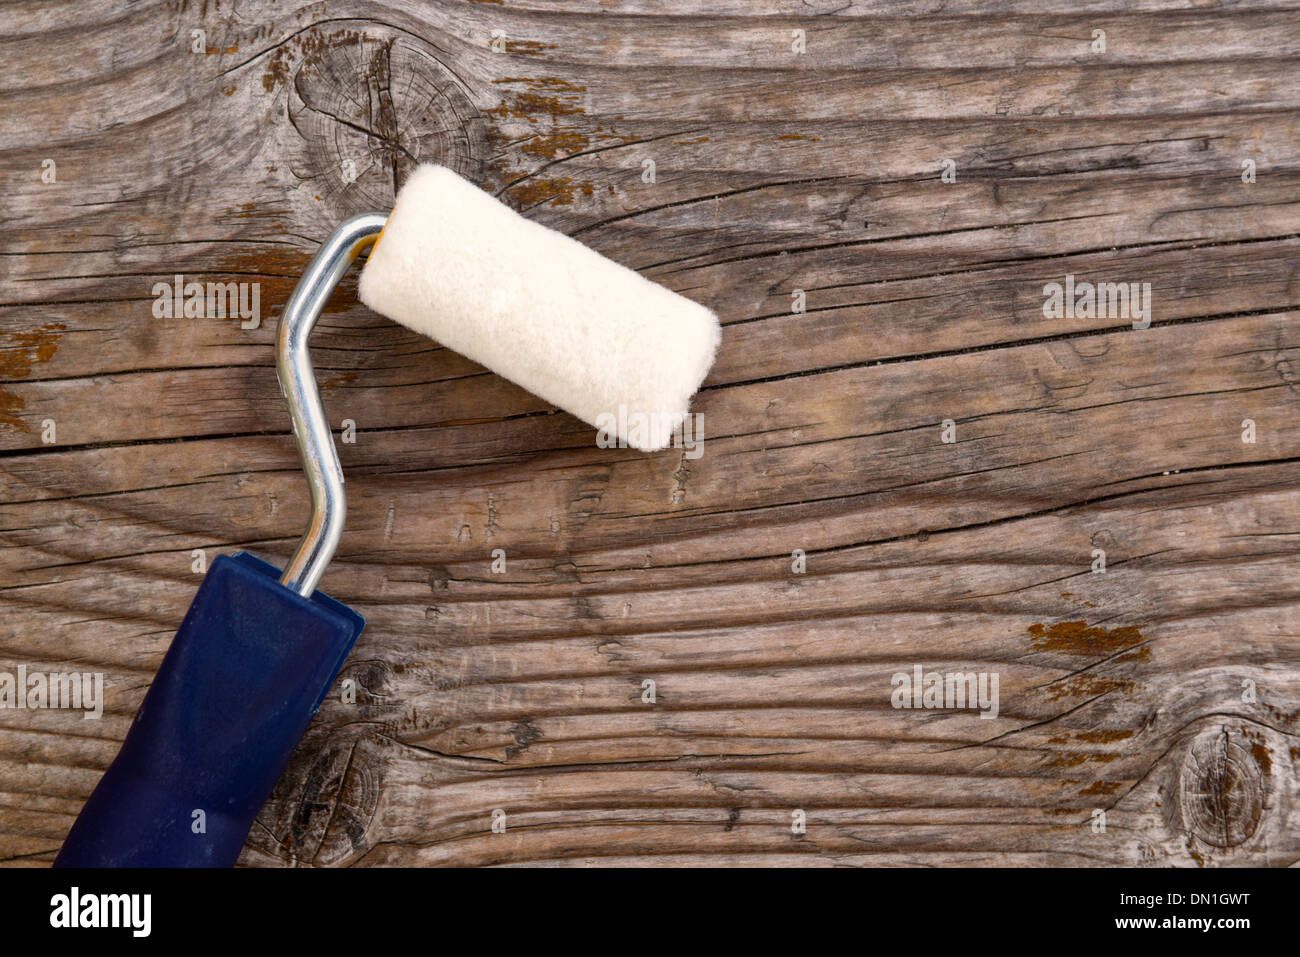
left=54, top=552, right=364, bottom=867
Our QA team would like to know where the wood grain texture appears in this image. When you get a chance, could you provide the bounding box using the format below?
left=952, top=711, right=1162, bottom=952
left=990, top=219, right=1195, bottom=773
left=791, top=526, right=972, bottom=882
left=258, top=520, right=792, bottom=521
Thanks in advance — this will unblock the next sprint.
left=2, top=0, right=1298, bottom=867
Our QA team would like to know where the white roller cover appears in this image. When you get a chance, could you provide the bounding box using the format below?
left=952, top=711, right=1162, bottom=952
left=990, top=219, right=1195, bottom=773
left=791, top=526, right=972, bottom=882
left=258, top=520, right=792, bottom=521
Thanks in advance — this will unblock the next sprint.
left=358, top=164, right=720, bottom=452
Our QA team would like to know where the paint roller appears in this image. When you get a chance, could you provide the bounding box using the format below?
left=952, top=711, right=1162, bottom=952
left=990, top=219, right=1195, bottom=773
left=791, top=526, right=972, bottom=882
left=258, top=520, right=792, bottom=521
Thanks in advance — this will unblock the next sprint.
left=54, top=164, right=720, bottom=867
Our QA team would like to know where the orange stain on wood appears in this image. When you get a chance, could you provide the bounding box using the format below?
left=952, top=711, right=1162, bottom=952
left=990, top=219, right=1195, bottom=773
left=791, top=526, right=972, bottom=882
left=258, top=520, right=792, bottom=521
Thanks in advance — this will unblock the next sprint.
left=1028, top=620, right=1142, bottom=655
left=0, top=322, right=65, bottom=433
left=1048, top=729, right=1135, bottom=745
left=1029, top=621, right=1147, bottom=700
left=510, top=176, right=586, bottom=208
left=520, top=129, right=590, bottom=161
left=319, top=370, right=361, bottom=389
left=214, top=241, right=358, bottom=319
left=1046, top=674, right=1136, bottom=702
left=261, top=29, right=373, bottom=93
left=1250, top=741, right=1272, bottom=775
left=505, top=40, right=556, bottom=57
left=490, top=91, right=587, bottom=122
left=1077, top=729, right=1135, bottom=743
left=490, top=78, right=614, bottom=205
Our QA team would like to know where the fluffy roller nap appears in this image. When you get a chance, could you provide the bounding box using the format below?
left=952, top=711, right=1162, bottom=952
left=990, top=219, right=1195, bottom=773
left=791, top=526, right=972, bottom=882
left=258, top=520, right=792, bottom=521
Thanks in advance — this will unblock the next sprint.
left=358, top=164, right=720, bottom=452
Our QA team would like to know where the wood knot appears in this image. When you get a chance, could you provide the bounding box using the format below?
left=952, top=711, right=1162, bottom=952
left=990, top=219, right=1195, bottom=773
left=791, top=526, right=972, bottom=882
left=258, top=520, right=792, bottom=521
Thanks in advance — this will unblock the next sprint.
left=282, top=26, right=486, bottom=222
left=252, top=731, right=384, bottom=866
left=1178, top=725, right=1266, bottom=849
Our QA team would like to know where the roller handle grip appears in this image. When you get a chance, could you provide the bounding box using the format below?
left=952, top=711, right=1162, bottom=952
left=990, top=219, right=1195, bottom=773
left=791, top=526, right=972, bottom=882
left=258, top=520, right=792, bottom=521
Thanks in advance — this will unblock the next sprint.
left=54, top=552, right=364, bottom=868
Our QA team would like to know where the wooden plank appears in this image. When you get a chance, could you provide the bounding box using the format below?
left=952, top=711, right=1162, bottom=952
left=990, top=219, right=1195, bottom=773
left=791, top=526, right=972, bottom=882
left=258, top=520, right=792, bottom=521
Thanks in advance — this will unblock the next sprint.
left=1, top=0, right=1297, bottom=867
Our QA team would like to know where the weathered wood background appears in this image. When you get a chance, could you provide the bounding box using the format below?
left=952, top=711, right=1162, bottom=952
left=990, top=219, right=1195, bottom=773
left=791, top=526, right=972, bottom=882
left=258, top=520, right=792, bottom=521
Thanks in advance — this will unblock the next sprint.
left=2, top=0, right=1298, bottom=867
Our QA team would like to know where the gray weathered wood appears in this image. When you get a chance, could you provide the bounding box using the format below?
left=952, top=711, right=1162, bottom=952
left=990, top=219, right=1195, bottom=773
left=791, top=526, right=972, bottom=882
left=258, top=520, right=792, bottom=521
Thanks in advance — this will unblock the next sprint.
left=1, top=0, right=1297, bottom=866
